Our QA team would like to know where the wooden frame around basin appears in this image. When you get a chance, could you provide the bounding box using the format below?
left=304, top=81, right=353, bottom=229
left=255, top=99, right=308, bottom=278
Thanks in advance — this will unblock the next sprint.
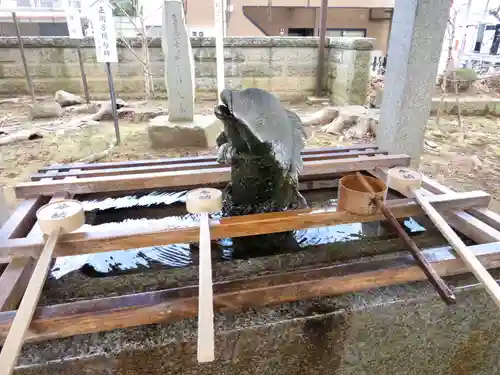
left=0, top=144, right=500, bottom=344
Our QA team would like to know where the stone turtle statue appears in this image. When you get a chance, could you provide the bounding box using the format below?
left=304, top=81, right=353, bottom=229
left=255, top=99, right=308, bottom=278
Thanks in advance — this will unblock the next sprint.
left=214, top=88, right=307, bottom=258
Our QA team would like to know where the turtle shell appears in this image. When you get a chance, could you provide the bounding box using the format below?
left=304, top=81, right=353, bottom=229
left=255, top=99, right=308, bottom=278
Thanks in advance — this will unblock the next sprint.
left=219, top=88, right=306, bottom=179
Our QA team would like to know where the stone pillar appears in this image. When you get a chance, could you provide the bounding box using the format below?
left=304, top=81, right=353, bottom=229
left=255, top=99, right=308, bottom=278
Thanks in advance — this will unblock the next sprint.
left=328, top=38, right=373, bottom=105
left=149, top=0, right=222, bottom=149
left=377, top=0, right=450, bottom=163
left=162, top=0, right=195, bottom=122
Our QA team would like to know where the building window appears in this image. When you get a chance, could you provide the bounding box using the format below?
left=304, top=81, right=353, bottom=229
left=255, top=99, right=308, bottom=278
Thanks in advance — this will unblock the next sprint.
left=326, top=29, right=366, bottom=38
left=39, top=0, right=56, bottom=8
left=17, top=0, right=32, bottom=6
left=288, top=28, right=314, bottom=37
left=68, top=0, right=81, bottom=8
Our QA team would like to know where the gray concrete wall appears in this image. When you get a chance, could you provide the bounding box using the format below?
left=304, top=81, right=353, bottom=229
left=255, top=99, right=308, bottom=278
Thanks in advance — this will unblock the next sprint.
left=0, top=36, right=373, bottom=103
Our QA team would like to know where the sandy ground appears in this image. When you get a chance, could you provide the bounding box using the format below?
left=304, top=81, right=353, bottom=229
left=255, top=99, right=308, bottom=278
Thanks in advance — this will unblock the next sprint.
left=0, top=98, right=499, bottom=213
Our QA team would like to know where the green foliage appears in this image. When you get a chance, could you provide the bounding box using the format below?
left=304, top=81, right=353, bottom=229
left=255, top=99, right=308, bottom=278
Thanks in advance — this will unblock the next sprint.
left=452, top=68, right=478, bottom=82
left=112, top=0, right=138, bottom=17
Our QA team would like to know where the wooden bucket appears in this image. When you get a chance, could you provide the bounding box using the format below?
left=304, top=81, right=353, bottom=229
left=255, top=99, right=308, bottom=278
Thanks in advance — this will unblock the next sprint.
left=337, top=174, right=387, bottom=215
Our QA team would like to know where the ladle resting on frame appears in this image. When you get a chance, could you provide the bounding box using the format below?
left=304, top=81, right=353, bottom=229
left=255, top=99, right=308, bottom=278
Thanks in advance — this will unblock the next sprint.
left=0, top=199, right=85, bottom=374
left=351, top=172, right=456, bottom=304
left=387, top=167, right=500, bottom=310
left=186, top=188, right=223, bottom=363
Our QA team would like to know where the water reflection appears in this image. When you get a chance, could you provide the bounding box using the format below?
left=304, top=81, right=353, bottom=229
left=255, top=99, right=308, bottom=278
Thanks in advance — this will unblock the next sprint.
left=49, top=189, right=426, bottom=279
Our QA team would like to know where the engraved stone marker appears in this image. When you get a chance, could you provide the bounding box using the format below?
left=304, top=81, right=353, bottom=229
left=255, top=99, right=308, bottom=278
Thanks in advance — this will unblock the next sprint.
left=162, top=0, right=195, bottom=122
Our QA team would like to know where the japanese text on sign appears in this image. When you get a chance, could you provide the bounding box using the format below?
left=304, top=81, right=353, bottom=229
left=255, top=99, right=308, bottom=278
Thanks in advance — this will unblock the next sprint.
left=90, top=0, right=118, bottom=63
left=66, top=9, right=83, bottom=39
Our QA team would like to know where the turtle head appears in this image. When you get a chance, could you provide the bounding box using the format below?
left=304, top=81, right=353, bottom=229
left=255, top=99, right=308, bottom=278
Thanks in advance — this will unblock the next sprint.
left=214, top=88, right=234, bottom=121
left=214, top=89, right=261, bottom=153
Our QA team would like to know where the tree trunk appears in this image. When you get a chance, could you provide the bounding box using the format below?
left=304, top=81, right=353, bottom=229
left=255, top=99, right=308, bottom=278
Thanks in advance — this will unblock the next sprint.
left=140, top=16, right=154, bottom=101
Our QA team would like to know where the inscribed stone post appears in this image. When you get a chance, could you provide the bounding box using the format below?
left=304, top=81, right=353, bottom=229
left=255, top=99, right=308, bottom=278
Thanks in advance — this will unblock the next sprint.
left=377, top=0, right=450, bottom=164
left=162, top=0, right=195, bottom=122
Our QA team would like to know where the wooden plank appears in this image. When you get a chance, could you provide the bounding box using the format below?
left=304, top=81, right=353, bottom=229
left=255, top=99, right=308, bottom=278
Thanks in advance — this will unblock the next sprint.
left=37, top=144, right=379, bottom=172
left=415, top=189, right=500, bottom=309
left=441, top=211, right=500, bottom=244
left=30, top=150, right=388, bottom=181
left=0, top=179, right=69, bottom=317
left=425, top=191, right=491, bottom=210
left=0, top=196, right=47, bottom=240
left=0, top=241, right=499, bottom=344
left=0, top=258, right=35, bottom=312
left=0, top=193, right=488, bottom=259
left=1, top=198, right=423, bottom=258
left=371, top=168, right=500, bottom=244
left=0, top=227, right=61, bottom=373
left=466, top=209, right=500, bottom=233
left=15, top=154, right=411, bottom=198
left=421, top=175, right=500, bottom=233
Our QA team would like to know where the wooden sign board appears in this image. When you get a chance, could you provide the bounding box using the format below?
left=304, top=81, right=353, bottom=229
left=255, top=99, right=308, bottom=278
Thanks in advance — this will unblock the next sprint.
left=89, top=0, right=118, bottom=63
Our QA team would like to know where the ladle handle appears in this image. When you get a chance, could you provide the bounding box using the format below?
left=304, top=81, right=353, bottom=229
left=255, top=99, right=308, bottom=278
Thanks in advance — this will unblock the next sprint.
left=414, top=189, right=500, bottom=309
left=0, top=226, right=62, bottom=375
left=197, top=212, right=215, bottom=363
left=355, top=173, right=456, bottom=304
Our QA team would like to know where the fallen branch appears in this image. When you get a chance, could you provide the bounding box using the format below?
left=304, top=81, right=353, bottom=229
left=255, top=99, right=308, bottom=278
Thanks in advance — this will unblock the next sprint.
left=452, top=70, right=464, bottom=144
left=301, top=107, right=339, bottom=126
left=0, top=129, right=43, bottom=146
left=75, top=141, right=117, bottom=164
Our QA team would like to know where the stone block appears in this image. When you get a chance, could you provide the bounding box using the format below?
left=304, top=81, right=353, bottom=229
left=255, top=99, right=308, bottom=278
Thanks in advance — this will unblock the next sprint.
left=0, top=36, right=375, bottom=105
left=193, top=48, right=245, bottom=62
left=329, top=49, right=343, bottom=64
left=224, top=64, right=239, bottom=78
left=148, top=49, right=164, bottom=63
left=327, top=64, right=337, bottom=79
left=237, top=76, right=316, bottom=92
left=239, top=63, right=283, bottom=77
left=148, top=62, right=165, bottom=76
left=348, top=50, right=371, bottom=105
left=329, top=37, right=375, bottom=50
left=270, top=48, right=318, bottom=63
left=240, top=47, right=272, bottom=62
left=430, top=98, right=440, bottom=114
left=163, top=0, right=195, bottom=122
left=195, top=62, right=216, bottom=78
left=195, top=77, right=217, bottom=91
left=449, top=99, right=488, bottom=116
left=148, top=114, right=222, bottom=148
left=114, top=63, right=145, bottom=78
left=286, top=63, right=319, bottom=77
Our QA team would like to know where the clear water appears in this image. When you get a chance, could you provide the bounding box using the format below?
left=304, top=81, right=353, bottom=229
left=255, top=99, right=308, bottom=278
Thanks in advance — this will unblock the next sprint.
left=49, top=189, right=426, bottom=279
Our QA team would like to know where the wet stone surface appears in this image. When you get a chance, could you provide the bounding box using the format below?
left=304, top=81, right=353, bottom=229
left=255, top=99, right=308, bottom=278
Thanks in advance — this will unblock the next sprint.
left=40, top=187, right=435, bottom=304
left=17, top=270, right=500, bottom=375
left=17, top=184, right=492, bottom=374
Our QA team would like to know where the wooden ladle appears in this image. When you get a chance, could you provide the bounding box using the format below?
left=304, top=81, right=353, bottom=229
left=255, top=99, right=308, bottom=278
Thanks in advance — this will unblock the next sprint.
left=356, top=172, right=456, bottom=304
left=185, top=188, right=223, bottom=363
left=386, top=167, right=500, bottom=309
left=0, top=199, right=85, bottom=374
